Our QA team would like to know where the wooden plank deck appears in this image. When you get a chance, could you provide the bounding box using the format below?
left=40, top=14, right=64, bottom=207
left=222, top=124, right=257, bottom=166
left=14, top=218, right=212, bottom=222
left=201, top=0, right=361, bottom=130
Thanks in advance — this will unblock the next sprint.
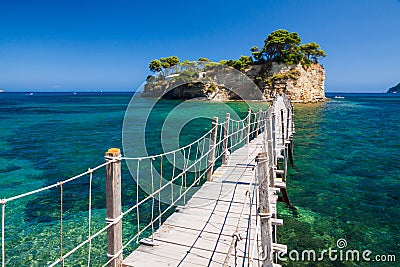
left=123, top=135, right=282, bottom=267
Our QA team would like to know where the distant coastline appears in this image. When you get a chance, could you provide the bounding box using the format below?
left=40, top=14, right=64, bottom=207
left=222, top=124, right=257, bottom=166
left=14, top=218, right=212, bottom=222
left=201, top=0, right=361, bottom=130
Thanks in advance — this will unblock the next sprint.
left=386, top=83, right=399, bottom=93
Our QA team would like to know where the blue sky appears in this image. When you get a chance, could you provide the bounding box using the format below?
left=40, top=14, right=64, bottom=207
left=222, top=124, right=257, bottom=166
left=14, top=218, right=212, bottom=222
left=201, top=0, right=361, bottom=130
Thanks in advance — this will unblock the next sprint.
left=1, top=0, right=399, bottom=92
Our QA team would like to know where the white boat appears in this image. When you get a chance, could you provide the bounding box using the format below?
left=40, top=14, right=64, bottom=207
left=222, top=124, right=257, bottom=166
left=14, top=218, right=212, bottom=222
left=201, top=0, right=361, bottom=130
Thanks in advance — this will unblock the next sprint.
left=334, top=96, right=345, bottom=99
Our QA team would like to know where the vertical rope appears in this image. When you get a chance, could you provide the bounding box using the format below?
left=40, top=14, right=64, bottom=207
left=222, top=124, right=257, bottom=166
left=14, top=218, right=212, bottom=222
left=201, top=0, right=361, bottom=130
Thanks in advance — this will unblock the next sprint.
left=180, top=149, right=185, bottom=201
left=200, top=136, right=206, bottom=176
left=136, top=160, right=140, bottom=243
left=229, top=119, right=233, bottom=149
left=247, top=191, right=252, bottom=267
left=251, top=113, right=254, bottom=139
left=194, top=140, right=200, bottom=185
left=197, top=140, right=202, bottom=183
left=59, top=182, right=64, bottom=267
left=234, top=121, right=237, bottom=147
left=256, top=187, right=261, bottom=267
left=184, top=145, right=191, bottom=204
left=240, top=120, right=244, bottom=145
left=171, top=152, right=175, bottom=204
left=87, top=169, right=93, bottom=267
left=239, top=120, right=242, bottom=145
left=150, top=158, right=155, bottom=242
left=234, top=121, right=238, bottom=147
left=217, top=124, right=222, bottom=158
left=159, top=156, right=162, bottom=227
left=234, top=238, right=238, bottom=267
left=1, top=202, right=5, bottom=267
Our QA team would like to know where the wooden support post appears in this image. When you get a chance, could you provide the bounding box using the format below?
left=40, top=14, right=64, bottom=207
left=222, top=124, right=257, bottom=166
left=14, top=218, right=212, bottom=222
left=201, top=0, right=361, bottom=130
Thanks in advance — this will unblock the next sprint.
left=105, top=148, right=122, bottom=267
left=266, top=116, right=275, bottom=188
left=256, top=152, right=273, bottom=267
left=262, top=112, right=267, bottom=153
left=291, top=139, right=294, bottom=155
left=289, top=139, right=294, bottom=166
left=280, top=109, right=285, bottom=146
left=207, top=116, right=218, bottom=181
left=283, top=146, right=288, bottom=183
left=271, top=112, right=276, bottom=166
left=222, top=113, right=230, bottom=165
left=291, top=104, right=295, bottom=134
left=288, top=105, right=295, bottom=166
left=286, top=108, right=290, bottom=140
left=255, top=110, right=261, bottom=138
left=246, top=108, right=251, bottom=144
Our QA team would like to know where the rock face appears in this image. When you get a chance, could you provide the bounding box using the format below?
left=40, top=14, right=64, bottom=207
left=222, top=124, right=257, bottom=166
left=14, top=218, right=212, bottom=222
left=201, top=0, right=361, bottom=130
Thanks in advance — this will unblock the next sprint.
left=245, top=62, right=326, bottom=103
left=141, top=80, right=240, bottom=100
left=142, top=63, right=326, bottom=103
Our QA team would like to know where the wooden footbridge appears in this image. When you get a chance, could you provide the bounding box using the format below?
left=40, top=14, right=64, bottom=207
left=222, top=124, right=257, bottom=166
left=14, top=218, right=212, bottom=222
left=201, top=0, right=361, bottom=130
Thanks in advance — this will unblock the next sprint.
left=0, top=94, right=294, bottom=267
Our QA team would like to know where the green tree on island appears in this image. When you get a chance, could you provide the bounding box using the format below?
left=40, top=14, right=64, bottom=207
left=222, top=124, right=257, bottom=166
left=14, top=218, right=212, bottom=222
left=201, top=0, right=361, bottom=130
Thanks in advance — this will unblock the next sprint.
left=160, top=56, right=180, bottom=68
left=149, top=56, right=180, bottom=72
left=300, top=42, right=326, bottom=64
left=250, top=46, right=262, bottom=62
left=198, top=57, right=211, bottom=62
left=219, top=56, right=253, bottom=71
left=217, top=30, right=326, bottom=70
left=251, top=29, right=326, bottom=65
left=262, top=29, right=301, bottom=63
left=148, top=29, right=326, bottom=74
left=149, top=59, right=163, bottom=72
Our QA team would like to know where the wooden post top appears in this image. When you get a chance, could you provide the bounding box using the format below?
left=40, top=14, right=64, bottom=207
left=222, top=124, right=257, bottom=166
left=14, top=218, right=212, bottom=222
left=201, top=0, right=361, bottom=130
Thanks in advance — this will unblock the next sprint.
left=106, top=148, right=121, bottom=156
left=256, top=152, right=267, bottom=162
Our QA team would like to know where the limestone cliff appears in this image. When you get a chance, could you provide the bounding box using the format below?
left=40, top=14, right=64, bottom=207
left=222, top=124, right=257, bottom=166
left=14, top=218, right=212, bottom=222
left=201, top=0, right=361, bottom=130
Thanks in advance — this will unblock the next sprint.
left=246, top=62, right=326, bottom=103
left=142, top=62, right=326, bottom=103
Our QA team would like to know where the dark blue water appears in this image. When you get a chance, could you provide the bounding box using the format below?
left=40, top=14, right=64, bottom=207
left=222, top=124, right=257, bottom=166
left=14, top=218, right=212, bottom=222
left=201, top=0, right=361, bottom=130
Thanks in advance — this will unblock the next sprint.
left=0, top=92, right=399, bottom=266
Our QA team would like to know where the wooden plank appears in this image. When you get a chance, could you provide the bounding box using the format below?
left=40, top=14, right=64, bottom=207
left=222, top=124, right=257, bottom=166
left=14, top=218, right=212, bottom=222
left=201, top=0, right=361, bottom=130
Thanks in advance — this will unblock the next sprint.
left=123, top=237, right=261, bottom=267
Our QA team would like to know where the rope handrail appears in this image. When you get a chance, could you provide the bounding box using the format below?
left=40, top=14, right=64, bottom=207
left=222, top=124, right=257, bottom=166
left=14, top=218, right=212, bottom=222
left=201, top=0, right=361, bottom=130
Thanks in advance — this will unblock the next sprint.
left=121, top=123, right=217, bottom=161
left=1, top=159, right=117, bottom=204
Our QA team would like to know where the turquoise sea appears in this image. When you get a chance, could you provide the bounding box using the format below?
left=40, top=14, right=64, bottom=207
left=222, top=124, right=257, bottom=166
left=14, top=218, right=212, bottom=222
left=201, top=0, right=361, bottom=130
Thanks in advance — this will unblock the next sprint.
left=0, top=92, right=399, bottom=266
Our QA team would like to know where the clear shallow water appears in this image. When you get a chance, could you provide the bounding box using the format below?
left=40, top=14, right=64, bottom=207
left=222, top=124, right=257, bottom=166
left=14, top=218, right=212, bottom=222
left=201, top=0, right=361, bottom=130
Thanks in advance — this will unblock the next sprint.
left=0, top=92, right=399, bottom=266
left=280, top=93, right=400, bottom=266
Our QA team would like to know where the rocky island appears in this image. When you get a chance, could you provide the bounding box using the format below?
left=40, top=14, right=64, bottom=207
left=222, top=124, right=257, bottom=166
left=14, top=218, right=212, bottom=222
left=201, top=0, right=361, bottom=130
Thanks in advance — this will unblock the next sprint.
left=143, top=30, right=326, bottom=103
left=387, top=83, right=399, bottom=93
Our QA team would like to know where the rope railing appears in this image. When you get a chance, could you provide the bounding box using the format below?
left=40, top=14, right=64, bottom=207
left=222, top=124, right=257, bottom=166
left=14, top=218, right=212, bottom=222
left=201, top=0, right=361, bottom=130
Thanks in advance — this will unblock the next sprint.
left=1, top=159, right=117, bottom=267
left=0, top=94, right=294, bottom=267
